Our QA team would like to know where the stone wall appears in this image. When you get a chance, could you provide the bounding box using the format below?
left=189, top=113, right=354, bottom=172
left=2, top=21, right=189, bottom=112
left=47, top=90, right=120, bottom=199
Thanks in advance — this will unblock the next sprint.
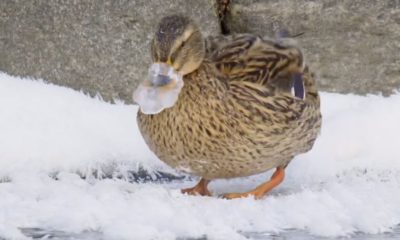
left=226, top=0, right=400, bottom=96
left=0, top=0, right=219, bottom=102
left=1, top=0, right=399, bottom=102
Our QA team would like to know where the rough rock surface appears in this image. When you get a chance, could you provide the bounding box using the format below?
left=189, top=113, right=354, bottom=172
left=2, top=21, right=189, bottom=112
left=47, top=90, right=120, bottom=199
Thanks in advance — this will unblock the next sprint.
left=226, top=0, right=400, bottom=95
left=0, top=0, right=219, bottom=102
left=1, top=0, right=400, bottom=101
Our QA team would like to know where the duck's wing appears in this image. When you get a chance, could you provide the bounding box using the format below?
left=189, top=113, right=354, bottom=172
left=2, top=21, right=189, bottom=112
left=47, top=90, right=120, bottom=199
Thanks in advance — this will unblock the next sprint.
left=206, top=34, right=319, bottom=101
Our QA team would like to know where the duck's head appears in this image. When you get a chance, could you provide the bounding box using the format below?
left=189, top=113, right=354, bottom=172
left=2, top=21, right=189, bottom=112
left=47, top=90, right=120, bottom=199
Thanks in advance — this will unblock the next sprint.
left=151, top=15, right=205, bottom=78
left=134, top=15, right=205, bottom=114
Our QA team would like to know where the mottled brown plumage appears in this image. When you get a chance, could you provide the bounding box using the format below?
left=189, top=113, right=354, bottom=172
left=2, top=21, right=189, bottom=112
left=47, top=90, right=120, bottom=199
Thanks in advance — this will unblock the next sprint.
left=136, top=15, right=321, bottom=198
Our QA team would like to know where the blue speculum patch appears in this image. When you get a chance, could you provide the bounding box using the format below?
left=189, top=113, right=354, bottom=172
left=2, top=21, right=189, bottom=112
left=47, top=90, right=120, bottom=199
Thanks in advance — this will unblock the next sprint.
left=292, top=73, right=305, bottom=100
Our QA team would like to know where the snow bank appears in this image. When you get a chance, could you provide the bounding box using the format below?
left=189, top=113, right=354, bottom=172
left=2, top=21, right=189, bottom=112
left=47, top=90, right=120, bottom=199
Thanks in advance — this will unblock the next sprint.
left=0, top=72, right=165, bottom=179
left=0, top=72, right=399, bottom=239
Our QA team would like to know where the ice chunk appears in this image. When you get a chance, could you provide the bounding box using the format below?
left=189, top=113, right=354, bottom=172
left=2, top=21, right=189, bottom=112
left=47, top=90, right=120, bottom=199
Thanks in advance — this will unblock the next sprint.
left=133, top=63, right=184, bottom=114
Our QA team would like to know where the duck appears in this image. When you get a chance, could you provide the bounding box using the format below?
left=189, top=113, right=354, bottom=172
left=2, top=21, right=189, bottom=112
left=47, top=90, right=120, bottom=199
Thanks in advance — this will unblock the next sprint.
left=135, top=15, right=322, bottom=199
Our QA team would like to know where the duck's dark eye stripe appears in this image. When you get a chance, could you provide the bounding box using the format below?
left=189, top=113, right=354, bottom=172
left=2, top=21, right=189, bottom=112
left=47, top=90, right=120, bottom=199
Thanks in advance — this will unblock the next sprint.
left=170, top=40, right=187, bottom=64
left=170, top=48, right=178, bottom=64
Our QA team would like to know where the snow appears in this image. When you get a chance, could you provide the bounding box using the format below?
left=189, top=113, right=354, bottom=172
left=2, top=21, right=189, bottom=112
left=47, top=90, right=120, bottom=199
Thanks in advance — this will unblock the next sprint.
left=0, top=73, right=163, bottom=178
left=0, top=72, right=399, bottom=240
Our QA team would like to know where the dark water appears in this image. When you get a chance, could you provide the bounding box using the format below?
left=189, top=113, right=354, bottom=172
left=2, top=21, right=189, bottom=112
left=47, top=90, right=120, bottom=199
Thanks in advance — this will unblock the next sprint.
left=18, top=226, right=400, bottom=240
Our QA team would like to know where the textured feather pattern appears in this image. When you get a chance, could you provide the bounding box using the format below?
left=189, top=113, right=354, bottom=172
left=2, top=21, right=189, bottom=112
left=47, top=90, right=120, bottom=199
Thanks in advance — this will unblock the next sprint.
left=138, top=34, right=321, bottom=179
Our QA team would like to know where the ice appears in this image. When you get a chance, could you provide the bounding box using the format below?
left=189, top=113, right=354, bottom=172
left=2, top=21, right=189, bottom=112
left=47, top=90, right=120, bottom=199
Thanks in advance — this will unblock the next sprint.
left=133, top=63, right=184, bottom=114
left=0, top=72, right=400, bottom=239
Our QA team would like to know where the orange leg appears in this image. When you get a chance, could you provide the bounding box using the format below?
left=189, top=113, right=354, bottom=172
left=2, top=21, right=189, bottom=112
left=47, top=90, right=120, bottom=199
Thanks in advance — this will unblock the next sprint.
left=181, top=178, right=211, bottom=196
left=223, top=167, right=285, bottom=200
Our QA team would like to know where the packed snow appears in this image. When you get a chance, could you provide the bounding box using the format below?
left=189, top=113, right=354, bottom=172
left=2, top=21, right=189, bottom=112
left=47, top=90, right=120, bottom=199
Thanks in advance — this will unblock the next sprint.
left=0, top=72, right=399, bottom=240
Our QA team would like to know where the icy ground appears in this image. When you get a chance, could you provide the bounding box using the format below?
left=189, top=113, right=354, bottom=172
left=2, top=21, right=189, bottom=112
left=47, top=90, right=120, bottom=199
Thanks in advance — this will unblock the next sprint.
left=0, top=72, right=399, bottom=240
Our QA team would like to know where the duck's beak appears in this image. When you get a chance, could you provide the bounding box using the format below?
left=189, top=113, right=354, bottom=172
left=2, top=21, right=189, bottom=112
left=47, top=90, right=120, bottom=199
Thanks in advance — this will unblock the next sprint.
left=133, top=62, right=184, bottom=114
left=148, top=62, right=181, bottom=87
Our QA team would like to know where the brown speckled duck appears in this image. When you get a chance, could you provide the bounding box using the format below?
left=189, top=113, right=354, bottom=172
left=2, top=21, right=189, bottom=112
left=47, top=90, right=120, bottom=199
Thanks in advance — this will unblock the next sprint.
left=136, top=15, right=321, bottom=199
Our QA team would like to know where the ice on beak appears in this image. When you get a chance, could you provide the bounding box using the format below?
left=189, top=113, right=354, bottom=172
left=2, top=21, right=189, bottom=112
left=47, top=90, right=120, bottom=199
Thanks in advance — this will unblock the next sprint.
left=152, top=74, right=172, bottom=87
left=133, top=63, right=184, bottom=114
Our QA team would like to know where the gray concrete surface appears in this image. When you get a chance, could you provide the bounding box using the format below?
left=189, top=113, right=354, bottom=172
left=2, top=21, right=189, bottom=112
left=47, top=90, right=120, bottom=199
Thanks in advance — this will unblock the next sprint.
left=226, top=0, right=400, bottom=96
left=0, top=0, right=219, bottom=102
left=1, top=0, right=399, bottom=102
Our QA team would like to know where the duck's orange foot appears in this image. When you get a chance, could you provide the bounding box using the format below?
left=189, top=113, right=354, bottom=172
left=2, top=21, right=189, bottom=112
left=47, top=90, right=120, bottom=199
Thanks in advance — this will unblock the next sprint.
left=181, top=178, right=211, bottom=196
left=223, top=190, right=264, bottom=200
left=223, top=167, right=285, bottom=200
